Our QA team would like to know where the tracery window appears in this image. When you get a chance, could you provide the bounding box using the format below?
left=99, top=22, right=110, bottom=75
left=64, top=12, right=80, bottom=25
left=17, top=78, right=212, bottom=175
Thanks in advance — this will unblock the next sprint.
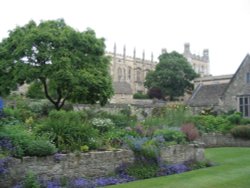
left=118, top=67, right=122, bottom=81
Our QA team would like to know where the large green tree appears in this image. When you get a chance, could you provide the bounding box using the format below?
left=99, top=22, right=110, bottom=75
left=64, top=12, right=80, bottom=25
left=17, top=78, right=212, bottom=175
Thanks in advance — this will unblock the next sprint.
left=0, top=19, right=113, bottom=110
left=145, top=51, right=198, bottom=100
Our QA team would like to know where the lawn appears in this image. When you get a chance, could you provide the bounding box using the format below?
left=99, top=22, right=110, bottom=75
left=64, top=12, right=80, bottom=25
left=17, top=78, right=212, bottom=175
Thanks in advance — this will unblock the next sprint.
left=108, top=147, right=250, bottom=188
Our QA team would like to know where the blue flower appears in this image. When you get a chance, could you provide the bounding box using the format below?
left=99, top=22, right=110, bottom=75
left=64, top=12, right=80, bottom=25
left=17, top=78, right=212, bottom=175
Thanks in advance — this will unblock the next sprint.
left=70, top=178, right=95, bottom=188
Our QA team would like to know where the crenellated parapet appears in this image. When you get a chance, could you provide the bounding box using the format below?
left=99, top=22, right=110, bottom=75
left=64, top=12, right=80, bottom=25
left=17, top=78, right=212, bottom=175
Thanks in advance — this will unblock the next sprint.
left=183, top=43, right=210, bottom=77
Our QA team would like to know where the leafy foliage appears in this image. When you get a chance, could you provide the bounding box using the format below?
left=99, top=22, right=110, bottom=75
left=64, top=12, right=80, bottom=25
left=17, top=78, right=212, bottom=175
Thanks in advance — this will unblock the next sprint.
left=231, top=125, right=250, bottom=139
left=23, top=172, right=40, bottom=188
left=125, top=136, right=160, bottom=163
left=35, top=110, right=99, bottom=151
left=157, top=163, right=189, bottom=176
left=0, top=19, right=113, bottom=110
left=154, top=129, right=186, bottom=144
left=126, top=162, right=159, bottom=179
left=191, top=115, right=233, bottom=134
left=147, top=87, right=165, bottom=100
left=133, top=92, right=149, bottom=99
left=145, top=51, right=198, bottom=100
left=150, top=104, right=191, bottom=127
left=25, top=140, right=56, bottom=157
left=0, top=125, right=56, bottom=158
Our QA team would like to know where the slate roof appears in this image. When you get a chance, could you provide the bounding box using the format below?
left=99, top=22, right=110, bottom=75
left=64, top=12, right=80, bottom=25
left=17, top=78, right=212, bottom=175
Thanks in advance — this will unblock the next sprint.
left=113, top=82, right=133, bottom=94
left=187, top=83, right=228, bottom=107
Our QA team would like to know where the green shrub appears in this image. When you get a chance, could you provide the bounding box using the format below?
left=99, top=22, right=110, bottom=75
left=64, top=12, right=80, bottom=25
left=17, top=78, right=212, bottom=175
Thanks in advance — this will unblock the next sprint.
left=0, top=125, right=56, bottom=158
left=231, top=125, right=250, bottom=139
left=36, top=110, right=99, bottom=151
left=191, top=115, right=233, bottom=134
left=97, top=112, right=137, bottom=128
left=143, top=117, right=169, bottom=128
left=126, top=162, right=159, bottom=179
left=102, top=128, right=127, bottom=148
left=133, top=92, right=149, bottom=99
left=125, top=137, right=160, bottom=163
left=226, top=112, right=242, bottom=125
left=240, top=118, right=250, bottom=125
left=3, top=107, right=34, bottom=123
left=23, top=171, right=40, bottom=188
left=154, top=129, right=186, bottom=144
left=26, top=139, right=57, bottom=157
left=184, top=159, right=214, bottom=170
left=91, top=118, right=114, bottom=133
left=26, top=82, right=45, bottom=99
left=151, top=104, right=191, bottom=127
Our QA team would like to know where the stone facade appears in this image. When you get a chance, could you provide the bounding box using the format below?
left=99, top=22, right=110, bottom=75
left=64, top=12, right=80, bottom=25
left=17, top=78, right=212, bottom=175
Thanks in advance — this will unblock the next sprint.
left=198, top=133, right=250, bottom=147
left=221, top=54, right=250, bottom=114
left=107, top=44, right=156, bottom=101
left=183, top=43, right=210, bottom=77
left=188, top=54, right=250, bottom=117
left=1, top=145, right=204, bottom=187
left=107, top=43, right=210, bottom=102
left=193, top=74, right=233, bottom=88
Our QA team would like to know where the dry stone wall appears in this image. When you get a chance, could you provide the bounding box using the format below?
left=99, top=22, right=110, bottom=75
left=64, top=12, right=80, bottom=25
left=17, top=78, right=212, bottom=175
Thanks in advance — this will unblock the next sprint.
left=1, top=145, right=204, bottom=188
left=198, top=133, right=250, bottom=147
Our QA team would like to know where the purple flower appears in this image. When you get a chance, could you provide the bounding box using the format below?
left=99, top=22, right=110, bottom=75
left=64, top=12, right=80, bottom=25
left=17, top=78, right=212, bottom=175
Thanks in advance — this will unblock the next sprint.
left=53, top=153, right=64, bottom=162
left=158, top=163, right=189, bottom=176
left=70, top=178, right=94, bottom=188
left=0, top=137, right=14, bottom=151
left=0, top=157, right=10, bottom=175
left=95, top=177, right=117, bottom=186
left=13, top=184, right=23, bottom=188
left=46, top=181, right=61, bottom=188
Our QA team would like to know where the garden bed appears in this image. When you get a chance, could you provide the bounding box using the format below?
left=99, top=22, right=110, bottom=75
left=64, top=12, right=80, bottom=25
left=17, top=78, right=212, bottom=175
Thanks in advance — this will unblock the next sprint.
left=0, top=144, right=204, bottom=188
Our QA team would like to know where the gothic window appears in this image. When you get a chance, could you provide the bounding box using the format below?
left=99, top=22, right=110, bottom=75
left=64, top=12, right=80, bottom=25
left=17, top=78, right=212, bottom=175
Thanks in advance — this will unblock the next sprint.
left=201, top=66, right=204, bottom=74
left=128, top=67, right=132, bottom=80
left=137, top=70, right=141, bottom=82
left=239, top=96, right=250, bottom=117
left=193, top=64, right=196, bottom=72
left=246, top=72, right=250, bottom=84
left=123, top=68, right=126, bottom=81
left=118, top=67, right=122, bottom=82
left=145, top=69, right=149, bottom=78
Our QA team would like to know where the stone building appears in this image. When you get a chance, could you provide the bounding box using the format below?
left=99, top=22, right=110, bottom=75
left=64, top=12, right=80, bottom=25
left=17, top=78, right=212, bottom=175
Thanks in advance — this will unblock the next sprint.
left=108, top=43, right=210, bottom=103
left=183, top=43, right=210, bottom=77
left=188, top=54, right=250, bottom=117
left=107, top=44, right=157, bottom=103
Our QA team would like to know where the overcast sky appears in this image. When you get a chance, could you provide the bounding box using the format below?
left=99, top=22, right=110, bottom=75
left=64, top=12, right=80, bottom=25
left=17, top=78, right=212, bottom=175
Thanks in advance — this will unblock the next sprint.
left=1, top=0, right=250, bottom=76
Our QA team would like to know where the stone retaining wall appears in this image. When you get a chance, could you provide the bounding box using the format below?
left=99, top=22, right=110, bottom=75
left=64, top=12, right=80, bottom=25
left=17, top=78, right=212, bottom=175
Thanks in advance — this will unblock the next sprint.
left=198, top=133, right=250, bottom=147
left=1, top=144, right=204, bottom=187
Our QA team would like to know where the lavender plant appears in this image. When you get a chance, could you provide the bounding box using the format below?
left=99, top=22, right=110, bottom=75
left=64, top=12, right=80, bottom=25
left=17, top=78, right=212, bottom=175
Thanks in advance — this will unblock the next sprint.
left=0, top=157, right=10, bottom=175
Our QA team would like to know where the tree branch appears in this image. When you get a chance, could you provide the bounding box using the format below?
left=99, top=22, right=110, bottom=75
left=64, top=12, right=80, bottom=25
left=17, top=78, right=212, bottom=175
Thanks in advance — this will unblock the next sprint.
left=40, top=77, right=57, bottom=107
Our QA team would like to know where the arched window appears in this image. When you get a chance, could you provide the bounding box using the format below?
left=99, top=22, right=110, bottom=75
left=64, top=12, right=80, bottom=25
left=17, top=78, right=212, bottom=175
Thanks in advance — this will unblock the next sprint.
left=123, top=68, right=126, bottom=81
left=137, top=70, right=141, bottom=82
left=128, top=67, right=132, bottom=80
left=118, top=67, right=122, bottom=82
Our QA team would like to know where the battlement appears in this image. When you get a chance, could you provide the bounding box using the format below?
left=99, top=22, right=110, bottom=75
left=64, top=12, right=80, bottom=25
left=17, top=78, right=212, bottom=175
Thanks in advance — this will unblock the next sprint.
left=183, top=43, right=209, bottom=63
left=105, top=51, right=157, bottom=64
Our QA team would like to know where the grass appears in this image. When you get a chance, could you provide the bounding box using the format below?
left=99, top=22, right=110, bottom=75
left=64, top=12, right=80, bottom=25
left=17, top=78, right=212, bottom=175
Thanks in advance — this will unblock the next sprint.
left=108, top=147, right=250, bottom=188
